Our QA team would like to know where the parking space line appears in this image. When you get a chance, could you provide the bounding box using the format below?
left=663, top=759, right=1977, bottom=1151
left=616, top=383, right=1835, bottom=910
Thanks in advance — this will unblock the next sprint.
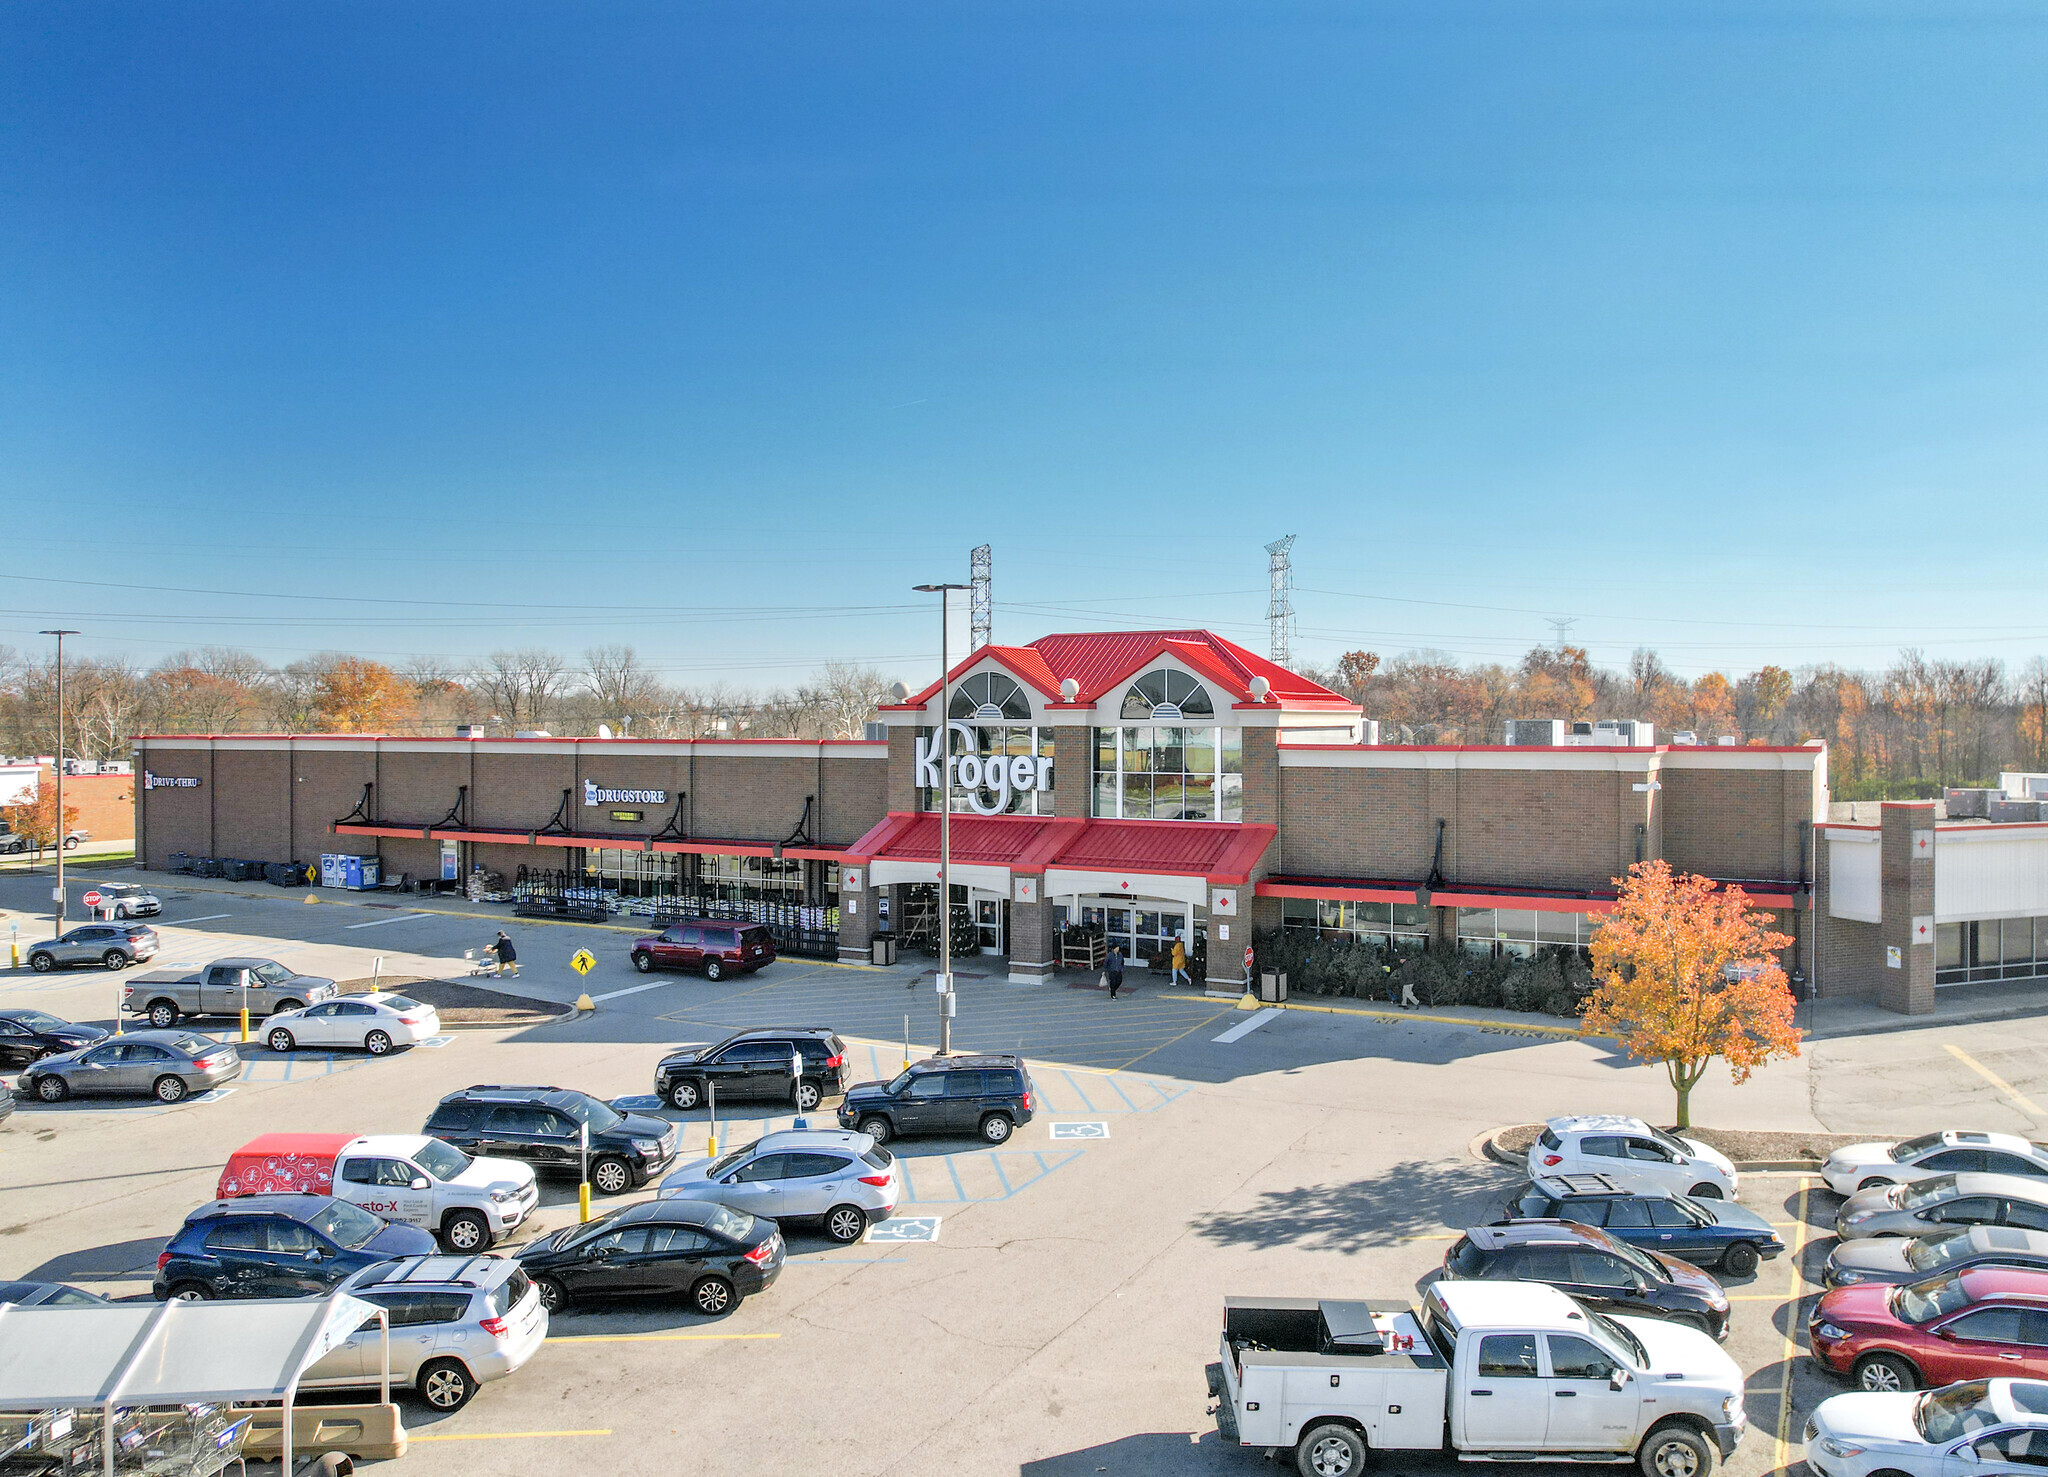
left=1213, top=1007, right=1280, bottom=1044
left=1945, top=1043, right=2043, bottom=1116
left=1773, top=1182, right=1814, bottom=1470
left=547, top=1332, right=779, bottom=1344
left=410, top=1430, right=613, bottom=1441
left=161, top=914, right=234, bottom=926
left=341, top=913, right=435, bottom=930
left=590, top=980, right=671, bottom=1003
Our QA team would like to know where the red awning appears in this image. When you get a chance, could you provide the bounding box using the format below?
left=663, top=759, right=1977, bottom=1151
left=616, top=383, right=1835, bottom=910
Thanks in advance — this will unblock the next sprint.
left=845, top=812, right=1274, bottom=885
left=1256, top=876, right=1800, bottom=914
left=331, top=820, right=843, bottom=861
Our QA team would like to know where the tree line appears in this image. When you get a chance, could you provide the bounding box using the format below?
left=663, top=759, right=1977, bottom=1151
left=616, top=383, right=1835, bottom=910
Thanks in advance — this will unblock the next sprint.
left=0, top=644, right=899, bottom=760
left=1298, top=645, right=2048, bottom=800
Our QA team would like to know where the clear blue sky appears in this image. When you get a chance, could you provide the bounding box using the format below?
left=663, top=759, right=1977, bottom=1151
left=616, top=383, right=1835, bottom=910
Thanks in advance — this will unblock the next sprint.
left=5, top=0, right=2047, bottom=688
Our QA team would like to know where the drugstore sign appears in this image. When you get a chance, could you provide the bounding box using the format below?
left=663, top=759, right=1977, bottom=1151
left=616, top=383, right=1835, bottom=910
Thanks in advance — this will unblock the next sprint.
left=584, top=780, right=666, bottom=806
left=913, top=722, right=1053, bottom=816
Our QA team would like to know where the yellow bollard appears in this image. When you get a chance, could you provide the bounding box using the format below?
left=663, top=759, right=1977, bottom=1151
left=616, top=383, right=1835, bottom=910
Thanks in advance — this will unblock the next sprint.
left=574, top=993, right=594, bottom=1013
left=304, top=893, right=318, bottom=904
left=240, top=1006, right=250, bottom=1044
left=577, top=1182, right=591, bottom=1223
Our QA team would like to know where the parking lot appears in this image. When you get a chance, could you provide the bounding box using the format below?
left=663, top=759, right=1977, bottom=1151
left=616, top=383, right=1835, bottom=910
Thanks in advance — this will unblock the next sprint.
left=3, top=868, right=2046, bottom=1476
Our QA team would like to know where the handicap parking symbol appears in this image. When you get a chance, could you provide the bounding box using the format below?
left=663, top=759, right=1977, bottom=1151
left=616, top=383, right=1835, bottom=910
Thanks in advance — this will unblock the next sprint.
left=867, top=1216, right=943, bottom=1244
left=1049, top=1121, right=1109, bottom=1140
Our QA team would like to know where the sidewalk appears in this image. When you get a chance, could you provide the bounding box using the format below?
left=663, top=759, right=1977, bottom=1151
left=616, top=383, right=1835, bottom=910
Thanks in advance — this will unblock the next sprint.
left=1802, top=979, right=2048, bottom=1040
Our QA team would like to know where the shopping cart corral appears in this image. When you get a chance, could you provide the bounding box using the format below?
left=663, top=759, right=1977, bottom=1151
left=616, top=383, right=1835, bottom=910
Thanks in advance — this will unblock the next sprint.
left=0, top=1294, right=406, bottom=1475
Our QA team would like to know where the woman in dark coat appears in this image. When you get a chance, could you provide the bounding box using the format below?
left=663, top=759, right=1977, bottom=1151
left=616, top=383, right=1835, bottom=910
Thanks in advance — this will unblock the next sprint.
left=492, top=931, right=518, bottom=976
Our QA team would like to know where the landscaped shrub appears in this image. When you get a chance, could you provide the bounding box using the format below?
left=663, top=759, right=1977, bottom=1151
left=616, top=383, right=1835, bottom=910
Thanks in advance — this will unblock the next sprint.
left=1250, top=927, right=1592, bottom=1020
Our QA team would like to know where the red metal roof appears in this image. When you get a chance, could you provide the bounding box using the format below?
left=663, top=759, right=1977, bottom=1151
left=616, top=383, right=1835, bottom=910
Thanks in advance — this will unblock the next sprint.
left=893, top=629, right=1352, bottom=712
left=845, top=811, right=1274, bottom=883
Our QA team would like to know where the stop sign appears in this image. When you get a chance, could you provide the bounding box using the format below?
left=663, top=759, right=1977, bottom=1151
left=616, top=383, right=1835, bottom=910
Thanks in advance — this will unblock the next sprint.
left=81, top=890, right=103, bottom=908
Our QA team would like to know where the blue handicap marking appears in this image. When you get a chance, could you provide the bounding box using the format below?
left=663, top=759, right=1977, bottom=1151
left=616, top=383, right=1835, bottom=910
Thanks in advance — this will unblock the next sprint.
left=1031, top=1069, right=1189, bottom=1115
left=895, top=1148, right=1083, bottom=1205
left=186, top=1088, right=235, bottom=1106
left=1049, top=1121, right=1109, bottom=1140
left=417, top=1036, right=455, bottom=1050
left=867, top=1216, right=942, bottom=1244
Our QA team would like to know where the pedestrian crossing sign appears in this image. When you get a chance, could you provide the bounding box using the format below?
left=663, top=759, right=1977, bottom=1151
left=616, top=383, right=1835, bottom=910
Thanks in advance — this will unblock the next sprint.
left=571, top=949, right=596, bottom=976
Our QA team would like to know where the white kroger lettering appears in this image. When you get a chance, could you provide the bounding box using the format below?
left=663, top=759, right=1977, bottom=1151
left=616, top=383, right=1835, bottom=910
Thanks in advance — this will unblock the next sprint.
left=912, top=722, right=1055, bottom=816
left=583, top=779, right=667, bottom=807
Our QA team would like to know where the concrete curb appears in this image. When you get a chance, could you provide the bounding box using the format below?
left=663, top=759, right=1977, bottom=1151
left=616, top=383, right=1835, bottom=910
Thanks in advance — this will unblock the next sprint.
left=1478, top=1125, right=1822, bottom=1175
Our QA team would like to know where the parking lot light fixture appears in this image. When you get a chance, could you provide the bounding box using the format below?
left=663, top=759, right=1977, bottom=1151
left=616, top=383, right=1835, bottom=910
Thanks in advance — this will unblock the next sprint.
left=39, top=630, right=78, bottom=941
left=913, top=583, right=970, bottom=1056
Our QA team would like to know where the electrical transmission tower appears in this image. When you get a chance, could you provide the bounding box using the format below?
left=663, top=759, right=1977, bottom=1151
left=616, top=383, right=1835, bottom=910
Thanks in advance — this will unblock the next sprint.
left=1546, top=616, right=1577, bottom=652
left=970, top=544, right=993, bottom=651
left=1264, top=535, right=1297, bottom=666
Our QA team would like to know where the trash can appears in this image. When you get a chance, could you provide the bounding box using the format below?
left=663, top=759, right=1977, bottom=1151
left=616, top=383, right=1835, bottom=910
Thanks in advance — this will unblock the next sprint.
left=871, top=935, right=898, bottom=966
left=1258, top=971, right=1288, bottom=1004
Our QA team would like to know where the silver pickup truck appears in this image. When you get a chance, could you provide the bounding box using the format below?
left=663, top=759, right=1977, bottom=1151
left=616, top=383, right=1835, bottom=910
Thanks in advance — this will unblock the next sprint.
left=124, top=957, right=339, bottom=1029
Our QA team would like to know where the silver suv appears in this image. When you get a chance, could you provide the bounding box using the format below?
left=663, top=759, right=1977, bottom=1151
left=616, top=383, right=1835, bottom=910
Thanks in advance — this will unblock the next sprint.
left=307, top=1254, right=548, bottom=1412
left=94, top=884, right=161, bottom=920
left=27, top=922, right=160, bottom=972
left=658, top=1127, right=901, bottom=1244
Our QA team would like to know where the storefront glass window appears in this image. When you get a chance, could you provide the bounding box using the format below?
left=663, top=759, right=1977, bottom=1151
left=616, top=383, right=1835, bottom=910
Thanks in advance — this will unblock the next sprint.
left=1939, top=917, right=2048, bottom=987
left=1456, top=906, right=1597, bottom=958
left=917, top=725, right=1055, bottom=815
left=1281, top=896, right=1428, bottom=950
left=1092, top=725, right=1243, bottom=822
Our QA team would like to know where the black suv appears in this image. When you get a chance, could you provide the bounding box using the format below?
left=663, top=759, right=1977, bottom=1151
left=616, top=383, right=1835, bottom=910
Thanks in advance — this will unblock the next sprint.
left=154, top=1194, right=438, bottom=1301
left=836, top=1054, right=1035, bottom=1146
left=423, top=1086, right=679, bottom=1195
left=1442, top=1221, right=1732, bottom=1340
left=655, top=1028, right=850, bottom=1113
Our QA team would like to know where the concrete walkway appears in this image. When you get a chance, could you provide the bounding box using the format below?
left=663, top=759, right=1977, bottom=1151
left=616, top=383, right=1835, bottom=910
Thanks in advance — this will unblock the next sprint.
left=1804, top=978, right=2048, bottom=1039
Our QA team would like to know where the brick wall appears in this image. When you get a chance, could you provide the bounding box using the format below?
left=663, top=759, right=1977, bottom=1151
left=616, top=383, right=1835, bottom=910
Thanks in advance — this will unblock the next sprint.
left=12, top=770, right=136, bottom=844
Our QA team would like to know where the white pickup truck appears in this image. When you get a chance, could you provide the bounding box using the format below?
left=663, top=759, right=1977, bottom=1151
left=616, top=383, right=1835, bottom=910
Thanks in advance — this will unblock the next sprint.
left=219, top=1132, right=540, bottom=1252
left=1207, top=1282, right=1746, bottom=1477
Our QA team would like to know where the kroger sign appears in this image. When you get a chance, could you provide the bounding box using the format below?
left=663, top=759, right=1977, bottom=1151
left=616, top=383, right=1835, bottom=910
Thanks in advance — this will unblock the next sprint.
left=914, top=722, right=1054, bottom=816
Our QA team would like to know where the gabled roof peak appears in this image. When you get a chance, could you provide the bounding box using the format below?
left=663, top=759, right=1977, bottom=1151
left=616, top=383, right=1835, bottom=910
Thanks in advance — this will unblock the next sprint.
left=891, top=629, right=1351, bottom=712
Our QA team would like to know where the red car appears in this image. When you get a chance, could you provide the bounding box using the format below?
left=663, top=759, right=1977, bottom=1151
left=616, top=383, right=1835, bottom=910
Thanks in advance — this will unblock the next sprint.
left=629, top=920, right=776, bottom=981
left=1810, top=1264, right=2048, bottom=1392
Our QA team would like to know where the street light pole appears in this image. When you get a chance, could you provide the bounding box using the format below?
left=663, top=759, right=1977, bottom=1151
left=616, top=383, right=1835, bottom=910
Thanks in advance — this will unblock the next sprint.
left=39, top=630, right=78, bottom=941
left=913, top=583, right=969, bottom=1055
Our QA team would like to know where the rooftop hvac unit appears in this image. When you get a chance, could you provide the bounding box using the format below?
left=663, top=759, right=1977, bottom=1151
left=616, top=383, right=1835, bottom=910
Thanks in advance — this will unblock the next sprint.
left=1593, top=719, right=1655, bottom=747
left=1671, top=731, right=1699, bottom=746
left=1505, top=719, right=1565, bottom=746
left=2000, top=772, right=2048, bottom=800
left=1946, top=788, right=1996, bottom=818
left=1358, top=719, right=1379, bottom=746
left=1989, top=798, right=2042, bottom=823
left=1716, top=736, right=1738, bottom=746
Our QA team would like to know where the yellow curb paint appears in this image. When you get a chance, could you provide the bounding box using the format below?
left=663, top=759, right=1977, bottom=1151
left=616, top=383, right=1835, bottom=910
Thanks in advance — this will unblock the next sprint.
left=547, top=1332, right=782, bottom=1344
left=1263, top=997, right=1588, bottom=1039
left=1945, top=1043, right=2044, bottom=1116
left=1773, top=1183, right=1813, bottom=1471
left=409, top=1430, right=613, bottom=1442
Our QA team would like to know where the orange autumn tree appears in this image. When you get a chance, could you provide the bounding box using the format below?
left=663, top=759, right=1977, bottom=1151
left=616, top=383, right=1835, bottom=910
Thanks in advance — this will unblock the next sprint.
left=3, top=787, right=81, bottom=865
left=312, top=658, right=414, bottom=733
left=1582, top=860, right=1802, bottom=1129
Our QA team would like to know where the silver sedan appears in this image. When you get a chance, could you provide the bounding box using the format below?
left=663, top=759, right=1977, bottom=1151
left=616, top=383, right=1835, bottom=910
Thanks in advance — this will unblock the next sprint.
left=18, top=1031, right=240, bottom=1104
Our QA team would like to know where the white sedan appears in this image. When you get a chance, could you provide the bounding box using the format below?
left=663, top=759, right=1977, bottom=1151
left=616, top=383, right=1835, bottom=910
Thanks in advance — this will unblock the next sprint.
left=1805, top=1378, right=2048, bottom=1477
left=264, top=993, right=440, bottom=1055
left=1822, top=1132, right=2048, bottom=1197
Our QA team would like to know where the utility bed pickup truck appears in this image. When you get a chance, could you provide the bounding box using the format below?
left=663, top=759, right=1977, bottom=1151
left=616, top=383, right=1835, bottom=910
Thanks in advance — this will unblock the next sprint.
left=125, top=957, right=338, bottom=1028
left=1207, top=1282, right=1745, bottom=1477
left=219, top=1132, right=540, bottom=1252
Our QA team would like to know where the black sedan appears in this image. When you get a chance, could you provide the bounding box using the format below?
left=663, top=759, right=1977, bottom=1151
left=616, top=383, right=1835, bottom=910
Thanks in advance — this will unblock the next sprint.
left=0, top=1009, right=108, bottom=1068
left=515, top=1198, right=782, bottom=1318
left=0, top=1281, right=109, bottom=1306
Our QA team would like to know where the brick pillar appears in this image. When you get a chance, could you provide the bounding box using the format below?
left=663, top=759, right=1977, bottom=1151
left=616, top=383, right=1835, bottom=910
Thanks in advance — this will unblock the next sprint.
left=1879, top=801, right=1936, bottom=1015
left=1050, top=724, right=1093, bottom=818
left=1007, top=880, right=1055, bottom=981
left=838, top=870, right=876, bottom=965
left=886, top=727, right=920, bottom=814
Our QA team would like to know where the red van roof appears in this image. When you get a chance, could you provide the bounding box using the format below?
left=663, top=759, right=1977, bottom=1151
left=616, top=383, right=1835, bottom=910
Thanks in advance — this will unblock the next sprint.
left=233, top=1133, right=357, bottom=1159
left=218, top=1132, right=360, bottom=1199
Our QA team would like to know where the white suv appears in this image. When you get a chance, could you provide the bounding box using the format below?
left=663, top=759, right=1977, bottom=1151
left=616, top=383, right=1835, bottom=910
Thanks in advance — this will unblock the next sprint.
left=1530, top=1114, right=1739, bottom=1199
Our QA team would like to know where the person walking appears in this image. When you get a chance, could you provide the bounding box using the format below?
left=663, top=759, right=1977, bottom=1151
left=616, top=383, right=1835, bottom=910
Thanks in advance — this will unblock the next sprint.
left=492, top=930, right=518, bottom=978
left=1169, top=933, right=1189, bottom=988
left=1106, top=943, right=1125, bottom=999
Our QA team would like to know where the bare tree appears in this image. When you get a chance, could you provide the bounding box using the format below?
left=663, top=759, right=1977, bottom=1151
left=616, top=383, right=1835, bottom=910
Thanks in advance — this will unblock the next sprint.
left=813, top=662, right=896, bottom=738
left=580, top=645, right=664, bottom=733
left=474, top=649, right=570, bottom=730
left=267, top=659, right=330, bottom=734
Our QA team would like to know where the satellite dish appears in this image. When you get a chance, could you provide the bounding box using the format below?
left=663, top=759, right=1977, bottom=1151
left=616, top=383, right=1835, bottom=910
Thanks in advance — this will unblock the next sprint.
left=1059, top=677, right=1080, bottom=702
left=596, top=723, right=614, bottom=740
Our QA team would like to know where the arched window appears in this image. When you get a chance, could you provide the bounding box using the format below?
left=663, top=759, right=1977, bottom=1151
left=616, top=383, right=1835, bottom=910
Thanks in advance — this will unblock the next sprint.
left=1120, top=668, right=1214, bottom=722
left=949, top=671, right=1032, bottom=721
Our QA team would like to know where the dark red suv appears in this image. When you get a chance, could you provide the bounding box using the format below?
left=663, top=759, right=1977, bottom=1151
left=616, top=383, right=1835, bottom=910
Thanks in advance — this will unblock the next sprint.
left=630, top=920, right=776, bottom=981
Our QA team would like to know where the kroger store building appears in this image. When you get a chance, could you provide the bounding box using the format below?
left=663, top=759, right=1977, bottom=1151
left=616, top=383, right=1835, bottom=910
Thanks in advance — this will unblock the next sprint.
left=134, top=628, right=1843, bottom=998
